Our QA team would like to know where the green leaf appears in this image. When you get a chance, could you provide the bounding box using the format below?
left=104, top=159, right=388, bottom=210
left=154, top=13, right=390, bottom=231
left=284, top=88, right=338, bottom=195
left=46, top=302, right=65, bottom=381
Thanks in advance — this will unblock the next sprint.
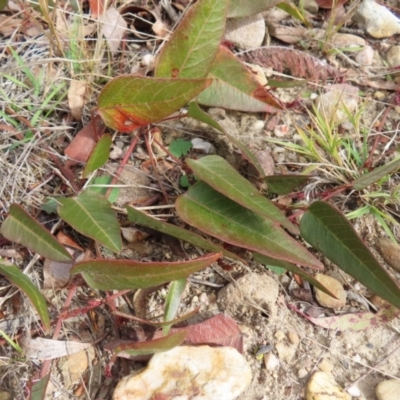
left=86, top=175, right=120, bottom=204
left=228, top=0, right=280, bottom=18
left=187, top=155, right=299, bottom=235
left=176, top=182, right=323, bottom=269
left=253, top=253, right=338, bottom=298
left=31, top=374, right=51, bottom=400
left=57, top=191, right=122, bottom=252
left=116, top=331, right=186, bottom=356
left=98, top=76, right=211, bottom=132
left=0, top=262, right=50, bottom=330
left=300, top=201, right=400, bottom=309
left=197, top=46, right=282, bottom=112
left=71, top=253, right=221, bottom=290
left=83, top=134, right=112, bottom=178
left=155, top=0, right=229, bottom=78
left=264, top=175, right=310, bottom=195
left=267, top=79, right=307, bottom=88
left=353, top=156, right=400, bottom=190
left=276, top=2, right=312, bottom=27
left=164, top=279, right=187, bottom=335
left=187, top=102, right=267, bottom=177
left=169, top=139, right=192, bottom=158
left=0, top=204, right=72, bottom=263
left=0, top=0, right=8, bottom=10
left=126, top=206, right=243, bottom=262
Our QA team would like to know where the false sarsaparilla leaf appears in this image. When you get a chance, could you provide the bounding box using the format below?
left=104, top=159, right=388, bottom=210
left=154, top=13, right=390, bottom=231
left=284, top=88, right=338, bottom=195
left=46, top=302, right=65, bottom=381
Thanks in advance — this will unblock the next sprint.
left=31, top=374, right=51, bottom=400
left=71, top=252, right=221, bottom=290
left=228, top=0, right=280, bottom=18
left=126, top=205, right=243, bottom=262
left=155, top=0, right=229, bottom=78
left=197, top=45, right=282, bottom=112
left=187, top=102, right=266, bottom=178
left=264, top=174, right=310, bottom=195
left=115, top=331, right=186, bottom=357
left=176, top=181, right=323, bottom=269
left=300, top=201, right=400, bottom=309
left=253, top=253, right=338, bottom=298
left=0, top=204, right=72, bottom=263
left=83, top=133, right=112, bottom=178
left=163, top=279, right=187, bottom=335
left=58, top=191, right=122, bottom=253
left=97, top=76, right=211, bottom=132
left=353, top=156, right=400, bottom=190
left=0, top=262, right=50, bottom=330
left=186, top=155, right=299, bottom=235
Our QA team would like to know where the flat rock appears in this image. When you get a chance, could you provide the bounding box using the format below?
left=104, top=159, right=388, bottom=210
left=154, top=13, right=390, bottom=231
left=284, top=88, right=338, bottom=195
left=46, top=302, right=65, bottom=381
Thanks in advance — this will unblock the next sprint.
left=218, top=273, right=279, bottom=318
left=376, top=238, right=400, bottom=272
left=314, top=273, right=346, bottom=309
left=315, top=83, right=359, bottom=126
left=267, top=25, right=307, bottom=44
left=354, top=0, right=400, bottom=38
left=355, top=45, right=374, bottom=66
left=386, top=46, right=400, bottom=71
left=306, top=371, right=351, bottom=400
left=113, top=345, right=252, bottom=400
left=376, top=379, right=400, bottom=400
left=225, top=13, right=265, bottom=49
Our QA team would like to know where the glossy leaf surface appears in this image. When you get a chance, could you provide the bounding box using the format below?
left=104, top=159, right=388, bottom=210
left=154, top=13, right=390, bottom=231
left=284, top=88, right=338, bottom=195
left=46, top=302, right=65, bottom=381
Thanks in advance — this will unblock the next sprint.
left=98, top=76, right=210, bottom=132
left=126, top=206, right=243, bottom=261
left=300, top=201, right=400, bottom=308
left=0, top=204, right=72, bottom=263
left=155, top=0, right=229, bottom=78
left=187, top=155, right=299, bottom=234
left=197, top=46, right=282, bottom=112
left=71, top=253, right=221, bottom=290
left=0, top=262, right=50, bottom=330
left=58, top=191, right=122, bottom=252
left=264, top=174, right=310, bottom=195
left=176, top=182, right=323, bottom=269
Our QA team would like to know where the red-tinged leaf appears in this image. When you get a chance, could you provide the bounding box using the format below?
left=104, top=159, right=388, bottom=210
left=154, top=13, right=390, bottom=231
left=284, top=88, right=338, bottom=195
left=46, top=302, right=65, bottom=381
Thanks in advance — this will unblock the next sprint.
left=186, top=155, right=299, bottom=235
left=115, top=331, right=186, bottom=356
left=174, top=314, right=244, bottom=353
left=228, top=0, right=280, bottom=18
left=83, top=133, right=112, bottom=178
left=97, top=76, right=211, bottom=132
left=58, top=191, right=122, bottom=253
left=88, top=0, right=105, bottom=18
left=187, top=102, right=266, bottom=177
left=64, top=115, right=105, bottom=166
left=0, top=262, right=50, bottom=330
left=71, top=253, right=222, bottom=290
left=31, top=374, right=50, bottom=400
left=155, top=0, right=229, bottom=78
left=0, top=204, right=72, bottom=263
left=176, top=181, right=323, bottom=270
left=197, top=45, right=282, bottom=112
left=126, top=205, right=244, bottom=262
left=300, top=201, right=400, bottom=309
left=287, top=302, right=400, bottom=331
left=315, top=0, right=348, bottom=9
left=163, top=279, right=187, bottom=335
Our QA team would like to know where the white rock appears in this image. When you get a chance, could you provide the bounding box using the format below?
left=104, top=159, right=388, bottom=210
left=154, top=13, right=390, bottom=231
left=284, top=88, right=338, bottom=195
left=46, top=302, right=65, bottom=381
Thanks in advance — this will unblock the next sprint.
left=386, top=46, right=400, bottom=69
left=315, top=83, right=359, bottom=126
left=264, top=352, right=279, bottom=370
left=218, top=273, right=279, bottom=317
left=314, top=273, right=347, bottom=309
left=347, top=385, right=362, bottom=397
left=376, top=379, right=400, bottom=400
left=331, top=33, right=366, bottom=48
left=355, top=45, right=374, bottom=66
left=306, top=371, right=351, bottom=400
left=225, top=13, right=266, bottom=49
left=354, top=0, right=400, bottom=38
left=113, top=345, right=252, bottom=400
left=191, top=138, right=216, bottom=154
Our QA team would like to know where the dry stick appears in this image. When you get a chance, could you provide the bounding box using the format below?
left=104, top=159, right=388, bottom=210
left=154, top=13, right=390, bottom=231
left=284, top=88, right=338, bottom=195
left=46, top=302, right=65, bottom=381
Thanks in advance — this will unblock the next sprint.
left=343, top=340, right=400, bottom=391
